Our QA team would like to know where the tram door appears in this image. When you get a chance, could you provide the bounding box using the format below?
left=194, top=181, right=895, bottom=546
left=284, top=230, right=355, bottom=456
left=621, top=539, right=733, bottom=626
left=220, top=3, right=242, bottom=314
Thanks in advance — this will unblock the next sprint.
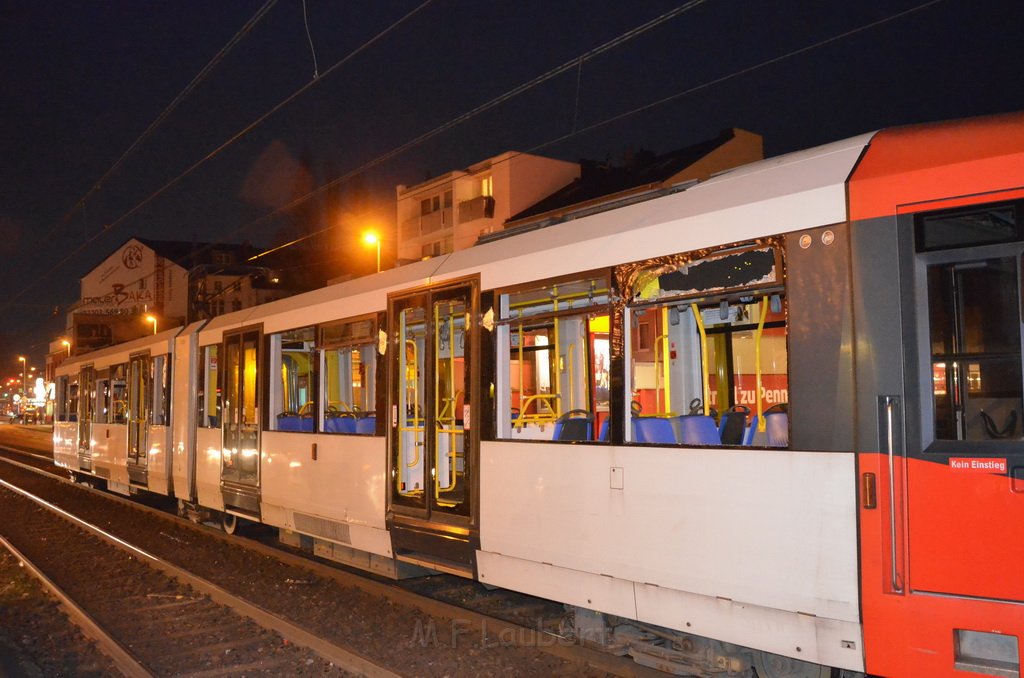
left=910, top=252, right=1024, bottom=601
left=221, top=328, right=261, bottom=516
left=77, top=366, right=95, bottom=471
left=389, top=281, right=477, bottom=573
left=126, top=353, right=150, bottom=485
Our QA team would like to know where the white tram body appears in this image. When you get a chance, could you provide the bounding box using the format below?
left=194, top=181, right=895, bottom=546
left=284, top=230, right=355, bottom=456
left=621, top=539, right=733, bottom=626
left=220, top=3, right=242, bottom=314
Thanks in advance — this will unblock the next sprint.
left=52, top=113, right=1024, bottom=678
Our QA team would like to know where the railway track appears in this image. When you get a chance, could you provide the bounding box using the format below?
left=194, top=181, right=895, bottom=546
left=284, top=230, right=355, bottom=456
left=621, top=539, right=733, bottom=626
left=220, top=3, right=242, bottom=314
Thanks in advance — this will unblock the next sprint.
left=0, top=477, right=385, bottom=677
left=0, top=442, right=663, bottom=677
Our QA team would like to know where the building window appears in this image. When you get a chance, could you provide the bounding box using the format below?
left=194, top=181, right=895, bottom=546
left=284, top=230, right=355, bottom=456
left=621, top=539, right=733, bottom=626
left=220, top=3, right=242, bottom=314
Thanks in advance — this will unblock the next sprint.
left=481, top=175, right=493, bottom=197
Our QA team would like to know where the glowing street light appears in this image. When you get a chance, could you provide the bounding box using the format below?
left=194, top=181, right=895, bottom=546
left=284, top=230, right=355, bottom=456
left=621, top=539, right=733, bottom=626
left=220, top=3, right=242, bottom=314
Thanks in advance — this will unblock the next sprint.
left=362, top=231, right=381, bottom=273
left=145, top=315, right=158, bottom=335
left=61, top=339, right=71, bottom=356
left=17, top=356, right=26, bottom=401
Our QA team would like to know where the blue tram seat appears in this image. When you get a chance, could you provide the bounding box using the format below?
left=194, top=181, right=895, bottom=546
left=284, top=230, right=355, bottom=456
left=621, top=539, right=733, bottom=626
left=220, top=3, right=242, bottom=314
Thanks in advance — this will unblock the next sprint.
left=325, top=414, right=358, bottom=434
left=355, top=416, right=376, bottom=435
left=675, top=415, right=721, bottom=445
left=299, top=415, right=314, bottom=432
left=742, top=415, right=758, bottom=446
left=765, top=412, right=789, bottom=447
left=277, top=414, right=301, bottom=431
left=598, top=418, right=609, bottom=442
left=633, top=417, right=677, bottom=444
left=553, top=410, right=592, bottom=441
left=718, top=406, right=749, bottom=445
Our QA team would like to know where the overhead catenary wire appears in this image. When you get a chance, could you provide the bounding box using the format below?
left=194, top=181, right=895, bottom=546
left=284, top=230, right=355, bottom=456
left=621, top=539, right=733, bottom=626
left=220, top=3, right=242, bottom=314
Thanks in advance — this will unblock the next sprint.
left=1, top=0, right=435, bottom=319
left=46, top=0, right=280, bottom=244
left=199, top=0, right=943, bottom=261
left=8, top=0, right=946, bottom=343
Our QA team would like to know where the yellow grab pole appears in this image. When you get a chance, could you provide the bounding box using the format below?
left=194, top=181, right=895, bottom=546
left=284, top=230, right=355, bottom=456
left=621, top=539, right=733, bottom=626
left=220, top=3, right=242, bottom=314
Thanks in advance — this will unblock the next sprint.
left=690, top=303, right=710, bottom=416
left=754, top=296, right=769, bottom=432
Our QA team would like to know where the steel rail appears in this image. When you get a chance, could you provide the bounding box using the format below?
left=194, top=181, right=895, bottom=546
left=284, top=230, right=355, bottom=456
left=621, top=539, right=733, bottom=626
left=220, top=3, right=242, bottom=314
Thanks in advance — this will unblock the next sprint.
left=0, top=443, right=662, bottom=677
left=0, top=476, right=402, bottom=678
left=0, top=534, right=154, bottom=678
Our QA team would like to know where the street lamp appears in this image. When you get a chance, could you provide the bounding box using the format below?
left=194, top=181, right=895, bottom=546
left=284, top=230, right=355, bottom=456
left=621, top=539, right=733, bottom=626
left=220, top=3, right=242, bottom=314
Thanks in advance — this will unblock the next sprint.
left=362, top=231, right=381, bottom=273
left=61, top=339, right=71, bottom=356
left=145, top=315, right=158, bottom=335
left=17, top=356, right=26, bottom=402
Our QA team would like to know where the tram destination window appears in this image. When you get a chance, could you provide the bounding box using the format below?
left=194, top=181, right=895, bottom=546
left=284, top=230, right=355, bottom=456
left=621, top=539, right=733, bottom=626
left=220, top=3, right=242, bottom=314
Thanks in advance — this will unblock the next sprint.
left=916, top=201, right=1021, bottom=252
left=496, top=273, right=611, bottom=442
left=320, top=316, right=378, bottom=435
left=926, top=255, right=1023, bottom=442
left=269, top=327, right=317, bottom=432
left=624, top=244, right=788, bottom=447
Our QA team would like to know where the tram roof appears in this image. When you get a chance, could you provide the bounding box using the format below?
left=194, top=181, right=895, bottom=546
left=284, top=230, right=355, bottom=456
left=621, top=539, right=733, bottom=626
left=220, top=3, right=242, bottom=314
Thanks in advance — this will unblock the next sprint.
left=849, top=110, right=1024, bottom=221
left=196, top=130, right=874, bottom=338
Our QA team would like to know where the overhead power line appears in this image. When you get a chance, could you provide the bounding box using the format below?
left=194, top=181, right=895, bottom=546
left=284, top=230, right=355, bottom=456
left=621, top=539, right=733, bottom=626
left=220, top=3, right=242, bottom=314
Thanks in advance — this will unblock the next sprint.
left=1, top=1, right=434, bottom=319
left=7, top=0, right=946, bottom=341
left=49, top=0, right=279, bottom=243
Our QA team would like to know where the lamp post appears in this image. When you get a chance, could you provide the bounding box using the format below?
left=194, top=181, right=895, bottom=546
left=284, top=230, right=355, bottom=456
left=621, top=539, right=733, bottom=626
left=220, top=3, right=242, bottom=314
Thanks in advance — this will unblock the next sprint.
left=362, top=231, right=381, bottom=273
left=17, top=356, right=26, bottom=404
left=145, top=315, right=158, bottom=335
left=61, top=339, right=71, bottom=356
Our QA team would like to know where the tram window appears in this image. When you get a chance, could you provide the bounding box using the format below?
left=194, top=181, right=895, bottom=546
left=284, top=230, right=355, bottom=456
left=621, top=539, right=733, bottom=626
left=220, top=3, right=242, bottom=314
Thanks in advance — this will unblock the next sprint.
left=151, top=355, right=169, bottom=426
left=320, top=317, right=377, bottom=435
left=67, top=379, right=79, bottom=422
left=56, top=376, right=69, bottom=422
left=94, top=372, right=110, bottom=424
left=198, top=345, right=220, bottom=428
left=624, top=244, right=787, bottom=447
left=109, top=363, right=127, bottom=424
left=926, top=256, right=1023, bottom=442
left=496, top=274, right=611, bottom=442
left=269, top=327, right=317, bottom=432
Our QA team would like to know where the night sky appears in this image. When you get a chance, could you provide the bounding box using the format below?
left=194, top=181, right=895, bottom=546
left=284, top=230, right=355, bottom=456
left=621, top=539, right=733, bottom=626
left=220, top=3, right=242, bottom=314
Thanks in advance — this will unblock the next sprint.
left=3, top=0, right=1024, bottom=373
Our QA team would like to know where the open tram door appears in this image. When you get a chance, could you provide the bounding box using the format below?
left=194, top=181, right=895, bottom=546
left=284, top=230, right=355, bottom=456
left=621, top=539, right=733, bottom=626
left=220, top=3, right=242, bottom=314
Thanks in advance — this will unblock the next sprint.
left=220, top=327, right=262, bottom=518
left=387, top=278, right=479, bottom=576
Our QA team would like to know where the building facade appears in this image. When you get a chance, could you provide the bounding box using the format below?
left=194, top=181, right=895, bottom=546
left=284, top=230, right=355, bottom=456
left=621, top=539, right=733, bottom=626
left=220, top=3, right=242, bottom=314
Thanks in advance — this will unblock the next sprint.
left=395, top=151, right=580, bottom=262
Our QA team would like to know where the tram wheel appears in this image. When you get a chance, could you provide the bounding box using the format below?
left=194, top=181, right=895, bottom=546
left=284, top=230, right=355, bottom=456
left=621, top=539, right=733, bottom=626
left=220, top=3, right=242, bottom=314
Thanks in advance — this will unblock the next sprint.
left=221, top=512, right=238, bottom=535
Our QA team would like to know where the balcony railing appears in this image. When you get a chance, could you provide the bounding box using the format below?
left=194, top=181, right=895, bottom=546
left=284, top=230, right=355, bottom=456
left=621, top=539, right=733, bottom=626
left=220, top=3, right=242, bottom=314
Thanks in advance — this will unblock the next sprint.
left=458, top=195, right=495, bottom=223
left=401, top=207, right=452, bottom=240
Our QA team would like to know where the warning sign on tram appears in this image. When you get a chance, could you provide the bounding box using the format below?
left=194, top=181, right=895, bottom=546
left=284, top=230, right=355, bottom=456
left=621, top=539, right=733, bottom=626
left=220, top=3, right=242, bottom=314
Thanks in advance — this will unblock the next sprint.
left=949, top=457, right=1007, bottom=473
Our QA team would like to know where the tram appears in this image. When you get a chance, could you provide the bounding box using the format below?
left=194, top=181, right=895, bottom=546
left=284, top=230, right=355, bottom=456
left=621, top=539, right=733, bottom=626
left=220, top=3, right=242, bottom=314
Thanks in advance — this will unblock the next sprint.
left=53, top=111, right=1024, bottom=677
